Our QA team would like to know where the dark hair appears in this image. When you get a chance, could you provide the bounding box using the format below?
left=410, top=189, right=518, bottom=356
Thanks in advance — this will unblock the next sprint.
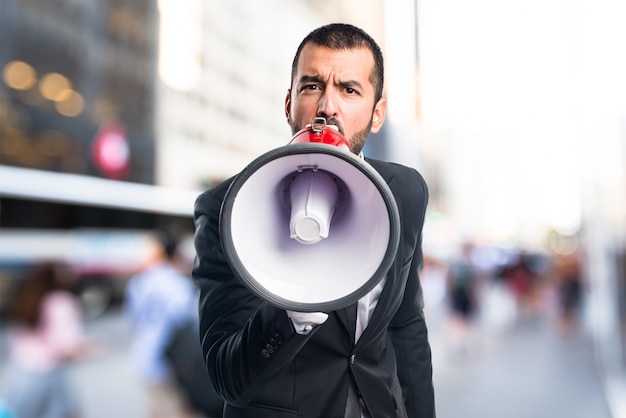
left=290, top=23, right=385, bottom=104
left=154, top=229, right=179, bottom=260
left=6, top=261, right=76, bottom=328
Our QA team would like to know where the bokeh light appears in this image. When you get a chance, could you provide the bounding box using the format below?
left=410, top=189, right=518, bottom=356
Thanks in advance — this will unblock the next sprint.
left=2, top=60, right=37, bottom=91
left=39, top=72, right=72, bottom=101
left=54, top=89, right=84, bottom=117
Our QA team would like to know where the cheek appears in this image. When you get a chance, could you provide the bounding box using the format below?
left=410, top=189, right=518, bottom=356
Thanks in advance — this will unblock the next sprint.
left=291, top=99, right=317, bottom=121
left=345, top=113, right=369, bottom=132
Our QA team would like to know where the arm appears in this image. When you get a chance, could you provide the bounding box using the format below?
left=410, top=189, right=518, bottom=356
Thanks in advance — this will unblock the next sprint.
left=388, top=168, right=436, bottom=418
left=192, top=188, right=317, bottom=406
left=389, top=241, right=436, bottom=418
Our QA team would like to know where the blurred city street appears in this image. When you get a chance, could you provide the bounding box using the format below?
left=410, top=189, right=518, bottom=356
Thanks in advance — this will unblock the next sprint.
left=0, top=305, right=613, bottom=418
left=430, top=313, right=612, bottom=418
left=0, top=308, right=149, bottom=418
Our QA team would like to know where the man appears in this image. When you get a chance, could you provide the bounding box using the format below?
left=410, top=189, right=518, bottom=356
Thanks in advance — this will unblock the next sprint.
left=193, top=23, right=435, bottom=417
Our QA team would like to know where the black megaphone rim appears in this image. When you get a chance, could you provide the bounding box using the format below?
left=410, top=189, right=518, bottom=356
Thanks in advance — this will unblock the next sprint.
left=219, top=142, right=401, bottom=312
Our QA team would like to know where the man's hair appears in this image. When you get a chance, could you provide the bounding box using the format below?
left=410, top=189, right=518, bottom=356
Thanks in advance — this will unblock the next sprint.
left=290, top=23, right=385, bottom=104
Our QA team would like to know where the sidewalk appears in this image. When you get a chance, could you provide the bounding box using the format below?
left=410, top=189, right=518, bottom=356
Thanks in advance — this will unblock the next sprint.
left=0, top=308, right=615, bottom=418
left=429, top=312, right=613, bottom=418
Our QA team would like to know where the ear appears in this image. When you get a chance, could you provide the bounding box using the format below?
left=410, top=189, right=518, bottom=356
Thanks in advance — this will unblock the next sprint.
left=284, top=89, right=292, bottom=124
left=369, top=98, right=386, bottom=134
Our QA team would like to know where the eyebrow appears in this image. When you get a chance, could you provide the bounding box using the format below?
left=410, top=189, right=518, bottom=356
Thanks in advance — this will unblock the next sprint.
left=298, top=74, right=364, bottom=91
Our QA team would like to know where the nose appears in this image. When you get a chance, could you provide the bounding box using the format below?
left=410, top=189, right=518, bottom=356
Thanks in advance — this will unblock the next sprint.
left=317, top=89, right=337, bottom=119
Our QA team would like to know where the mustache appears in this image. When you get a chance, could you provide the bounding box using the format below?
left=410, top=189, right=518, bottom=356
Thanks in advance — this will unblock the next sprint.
left=289, top=117, right=345, bottom=137
left=324, top=117, right=344, bottom=135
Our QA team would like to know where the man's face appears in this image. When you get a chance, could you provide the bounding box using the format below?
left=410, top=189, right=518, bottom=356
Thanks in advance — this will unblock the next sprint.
left=285, top=43, right=386, bottom=155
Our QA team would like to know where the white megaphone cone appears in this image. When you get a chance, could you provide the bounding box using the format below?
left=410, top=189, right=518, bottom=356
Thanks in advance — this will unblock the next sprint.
left=219, top=118, right=400, bottom=312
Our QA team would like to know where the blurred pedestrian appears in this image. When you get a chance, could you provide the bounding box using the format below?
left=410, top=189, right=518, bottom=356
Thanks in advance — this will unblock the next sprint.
left=1, top=261, right=96, bottom=418
left=501, top=252, right=538, bottom=317
left=421, top=254, right=448, bottom=327
left=125, top=231, right=222, bottom=418
left=444, top=242, right=479, bottom=354
left=554, top=248, right=584, bottom=334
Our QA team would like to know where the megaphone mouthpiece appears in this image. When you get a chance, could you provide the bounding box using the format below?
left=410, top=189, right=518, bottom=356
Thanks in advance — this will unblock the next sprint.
left=290, top=117, right=350, bottom=151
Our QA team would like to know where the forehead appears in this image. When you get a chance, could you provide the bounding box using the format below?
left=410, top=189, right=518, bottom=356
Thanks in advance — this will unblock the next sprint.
left=295, top=43, right=375, bottom=85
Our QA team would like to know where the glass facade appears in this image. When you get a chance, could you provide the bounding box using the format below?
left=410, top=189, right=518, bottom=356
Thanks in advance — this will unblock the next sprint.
left=0, top=0, right=159, bottom=229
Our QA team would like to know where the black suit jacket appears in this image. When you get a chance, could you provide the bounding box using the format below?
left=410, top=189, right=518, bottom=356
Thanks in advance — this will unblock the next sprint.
left=192, top=158, right=435, bottom=418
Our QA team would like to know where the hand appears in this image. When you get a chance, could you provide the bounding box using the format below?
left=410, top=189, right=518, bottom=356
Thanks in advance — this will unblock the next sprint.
left=286, top=310, right=329, bottom=335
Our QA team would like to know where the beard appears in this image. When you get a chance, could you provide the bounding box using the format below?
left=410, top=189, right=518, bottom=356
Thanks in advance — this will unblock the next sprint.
left=289, top=116, right=373, bottom=156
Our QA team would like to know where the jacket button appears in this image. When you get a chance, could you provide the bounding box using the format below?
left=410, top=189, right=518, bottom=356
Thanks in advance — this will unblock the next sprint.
left=265, top=344, right=274, bottom=353
left=273, top=333, right=283, bottom=344
left=350, top=354, right=356, bottom=364
left=262, top=349, right=270, bottom=358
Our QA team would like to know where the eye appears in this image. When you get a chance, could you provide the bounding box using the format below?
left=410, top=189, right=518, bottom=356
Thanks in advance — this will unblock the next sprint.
left=302, top=84, right=320, bottom=92
left=342, top=84, right=362, bottom=96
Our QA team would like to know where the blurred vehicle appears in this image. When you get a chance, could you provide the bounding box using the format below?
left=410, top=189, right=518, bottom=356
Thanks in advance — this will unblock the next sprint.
left=0, top=166, right=199, bottom=320
left=0, top=229, right=156, bottom=320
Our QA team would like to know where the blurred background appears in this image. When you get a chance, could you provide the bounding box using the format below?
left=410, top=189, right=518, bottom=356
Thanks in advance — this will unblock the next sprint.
left=0, top=0, right=625, bottom=417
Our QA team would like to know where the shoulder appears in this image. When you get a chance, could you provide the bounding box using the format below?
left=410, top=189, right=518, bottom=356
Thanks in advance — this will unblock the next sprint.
left=195, top=177, right=234, bottom=204
left=365, top=158, right=428, bottom=204
left=365, top=158, right=426, bottom=184
left=194, top=176, right=236, bottom=219
left=42, top=290, right=81, bottom=320
left=44, top=290, right=79, bottom=308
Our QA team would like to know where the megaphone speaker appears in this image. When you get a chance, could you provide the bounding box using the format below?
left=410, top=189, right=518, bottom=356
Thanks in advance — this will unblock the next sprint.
left=220, top=118, right=400, bottom=312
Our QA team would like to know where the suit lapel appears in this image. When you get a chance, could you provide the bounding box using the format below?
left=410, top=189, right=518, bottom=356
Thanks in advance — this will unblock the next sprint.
left=337, top=302, right=357, bottom=342
left=354, top=277, right=394, bottom=345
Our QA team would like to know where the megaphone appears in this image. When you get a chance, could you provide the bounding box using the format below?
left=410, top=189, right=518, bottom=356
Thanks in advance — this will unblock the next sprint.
left=220, top=118, right=400, bottom=312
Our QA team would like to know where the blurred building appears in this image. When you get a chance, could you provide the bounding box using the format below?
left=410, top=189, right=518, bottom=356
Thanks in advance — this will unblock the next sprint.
left=0, top=0, right=173, bottom=317
left=0, top=0, right=162, bottom=229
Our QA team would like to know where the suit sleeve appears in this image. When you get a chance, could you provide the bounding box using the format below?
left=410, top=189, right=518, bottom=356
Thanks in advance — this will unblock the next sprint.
left=388, top=171, right=436, bottom=418
left=192, top=188, right=316, bottom=406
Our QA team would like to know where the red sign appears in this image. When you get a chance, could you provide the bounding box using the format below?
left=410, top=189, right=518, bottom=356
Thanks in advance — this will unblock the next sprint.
left=91, top=124, right=130, bottom=179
